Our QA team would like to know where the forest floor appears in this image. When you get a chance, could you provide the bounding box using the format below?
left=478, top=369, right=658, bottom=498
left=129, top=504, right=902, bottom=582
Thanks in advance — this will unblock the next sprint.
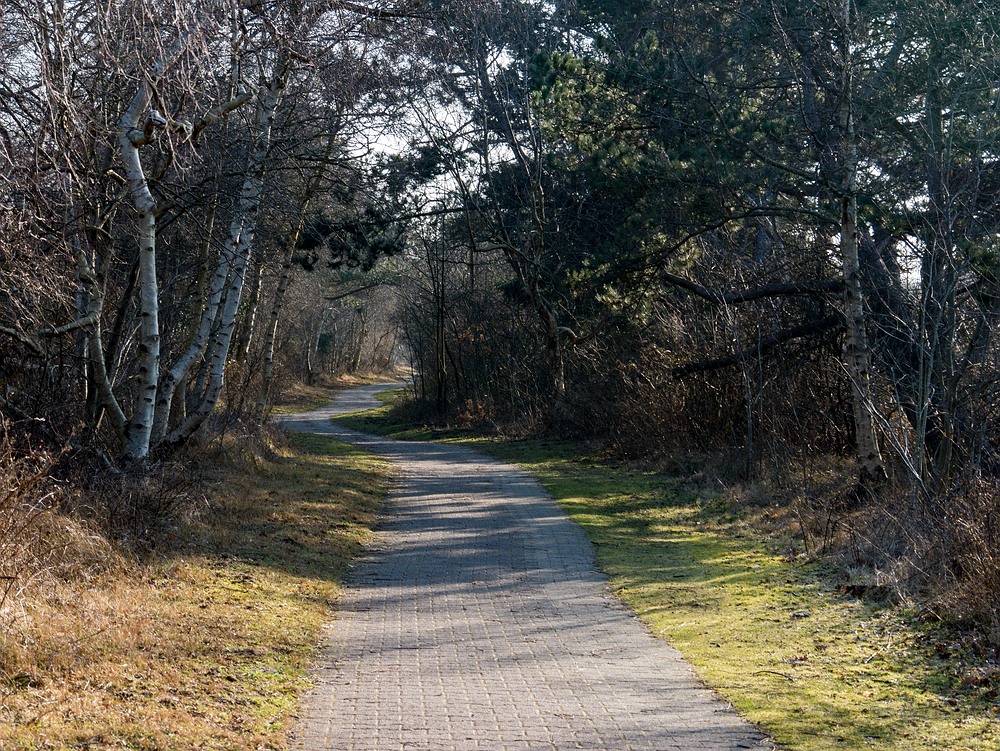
left=336, top=387, right=1000, bottom=751
left=0, top=390, right=391, bottom=750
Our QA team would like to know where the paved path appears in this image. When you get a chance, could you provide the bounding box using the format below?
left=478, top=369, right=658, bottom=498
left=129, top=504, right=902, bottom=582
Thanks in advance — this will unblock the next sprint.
left=281, top=383, right=770, bottom=751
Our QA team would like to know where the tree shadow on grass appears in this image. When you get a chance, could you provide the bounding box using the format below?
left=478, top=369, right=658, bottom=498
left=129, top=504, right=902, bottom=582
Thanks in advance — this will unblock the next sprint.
left=519, top=445, right=1000, bottom=751
left=188, top=431, right=389, bottom=584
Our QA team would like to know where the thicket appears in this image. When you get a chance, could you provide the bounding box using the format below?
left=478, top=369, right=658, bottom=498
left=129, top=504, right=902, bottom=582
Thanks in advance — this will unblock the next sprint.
left=0, top=1, right=409, bottom=463
left=395, top=0, right=1000, bottom=638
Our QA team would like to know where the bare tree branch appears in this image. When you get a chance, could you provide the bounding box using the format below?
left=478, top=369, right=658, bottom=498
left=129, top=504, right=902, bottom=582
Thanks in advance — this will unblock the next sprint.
left=660, top=272, right=844, bottom=305
left=672, top=314, right=843, bottom=376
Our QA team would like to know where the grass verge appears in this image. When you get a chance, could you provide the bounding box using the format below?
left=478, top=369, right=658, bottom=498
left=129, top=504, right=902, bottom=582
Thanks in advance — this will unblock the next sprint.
left=0, top=431, right=390, bottom=750
left=336, top=390, right=1000, bottom=751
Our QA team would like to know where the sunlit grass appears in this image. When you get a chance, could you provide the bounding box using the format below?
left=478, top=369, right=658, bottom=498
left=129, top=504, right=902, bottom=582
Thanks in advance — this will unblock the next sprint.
left=268, top=372, right=402, bottom=414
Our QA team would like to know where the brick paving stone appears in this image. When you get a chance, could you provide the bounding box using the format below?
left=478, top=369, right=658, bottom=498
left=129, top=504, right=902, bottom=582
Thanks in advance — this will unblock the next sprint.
left=280, top=384, right=773, bottom=751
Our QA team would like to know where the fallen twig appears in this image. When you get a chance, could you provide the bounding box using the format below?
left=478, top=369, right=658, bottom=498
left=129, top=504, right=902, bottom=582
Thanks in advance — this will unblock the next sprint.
left=753, top=669, right=795, bottom=682
left=864, top=632, right=893, bottom=664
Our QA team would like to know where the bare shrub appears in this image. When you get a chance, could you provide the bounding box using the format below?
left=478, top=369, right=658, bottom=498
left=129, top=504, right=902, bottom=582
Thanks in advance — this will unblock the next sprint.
left=0, top=420, right=58, bottom=611
left=846, top=472, right=1000, bottom=637
left=0, top=422, right=123, bottom=596
left=0, top=419, right=129, bottom=676
left=81, top=461, right=207, bottom=550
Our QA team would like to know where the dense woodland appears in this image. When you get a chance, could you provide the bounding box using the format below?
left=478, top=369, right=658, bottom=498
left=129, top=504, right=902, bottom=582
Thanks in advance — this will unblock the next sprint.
left=2, top=1, right=999, bottom=634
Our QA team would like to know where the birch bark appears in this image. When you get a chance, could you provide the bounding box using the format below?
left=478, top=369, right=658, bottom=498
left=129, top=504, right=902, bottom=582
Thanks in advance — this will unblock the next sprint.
left=150, top=201, right=222, bottom=443
left=114, top=4, right=226, bottom=459
left=118, top=82, right=163, bottom=460
left=150, top=87, right=255, bottom=443
left=167, top=55, right=290, bottom=444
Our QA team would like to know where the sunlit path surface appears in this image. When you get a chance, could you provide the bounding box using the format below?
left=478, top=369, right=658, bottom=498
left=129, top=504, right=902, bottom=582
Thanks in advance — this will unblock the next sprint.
left=280, top=384, right=769, bottom=751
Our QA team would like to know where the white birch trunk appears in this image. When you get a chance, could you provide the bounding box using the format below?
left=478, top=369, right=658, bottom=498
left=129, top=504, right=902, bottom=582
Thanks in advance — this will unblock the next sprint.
left=167, top=57, right=289, bottom=444
left=236, top=258, right=265, bottom=360
left=150, top=206, right=224, bottom=443
left=113, top=6, right=225, bottom=459
left=150, top=87, right=256, bottom=442
left=118, top=83, right=161, bottom=461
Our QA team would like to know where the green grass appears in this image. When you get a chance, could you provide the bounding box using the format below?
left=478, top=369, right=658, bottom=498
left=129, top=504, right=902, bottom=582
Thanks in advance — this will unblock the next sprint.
left=268, top=372, right=402, bottom=414
left=335, top=392, right=1000, bottom=751
left=335, top=386, right=443, bottom=440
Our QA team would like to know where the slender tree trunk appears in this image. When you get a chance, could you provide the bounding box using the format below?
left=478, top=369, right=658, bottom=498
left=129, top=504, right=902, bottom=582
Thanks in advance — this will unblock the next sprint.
left=530, top=283, right=566, bottom=400
left=167, top=56, right=290, bottom=445
left=352, top=308, right=368, bottom=372
left=308, top=309, right=330, bottom=383
left=151, top=200, right=220, bottom=443
left=842, top=183, right=884, bottom=485
left=234, top=257, right=264, bottom=361
left=839, top=1, right=884, bottom=488
left=921, top=45, right=958, bottom=481
left=118, top=83, right=161, bottom=460
left=255, top=207, right=309, bottom=424
left=72, top=242, right=127, bottom=439
left=112, top=7, right=222, bottom=459
left=435, top=254, right=447, bottom=414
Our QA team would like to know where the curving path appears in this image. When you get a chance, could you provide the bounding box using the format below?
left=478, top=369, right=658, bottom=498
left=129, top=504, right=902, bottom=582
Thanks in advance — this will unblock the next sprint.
left=281, top=383, right=770, bottom=751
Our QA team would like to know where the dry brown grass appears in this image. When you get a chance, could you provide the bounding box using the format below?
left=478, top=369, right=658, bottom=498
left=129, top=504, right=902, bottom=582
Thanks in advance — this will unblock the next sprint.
left=699, top=446, right=1000, bottom=652
left=845, top=475, right=1000, bottom=634
left=0, top=429, right=390, bottom=750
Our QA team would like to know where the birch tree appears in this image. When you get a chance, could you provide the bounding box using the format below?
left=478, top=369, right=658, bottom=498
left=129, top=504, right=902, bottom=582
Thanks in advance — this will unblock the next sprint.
left=111, top=1, right=259, bottom=459
left=165, top=52, right=291, bottom=444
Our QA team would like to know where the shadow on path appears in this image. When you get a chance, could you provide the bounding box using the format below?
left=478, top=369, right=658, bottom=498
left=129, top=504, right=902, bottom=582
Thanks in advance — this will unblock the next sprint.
left=281, top=383, right=773, bottom=751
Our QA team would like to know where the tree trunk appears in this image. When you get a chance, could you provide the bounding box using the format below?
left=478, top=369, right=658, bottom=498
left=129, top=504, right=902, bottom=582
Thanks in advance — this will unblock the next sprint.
left=72, top=241, right=127, bottom=440
left=256, top=206, right=309, bottom=424
left=167, top=56, right=290, bottom=445
left=435, top=254, right=447, bottom=414
left=920, top=45, right=958, bottom=482
left=839, top=1, right=885, bottom=488
left=151, top=199, right=221, bottom=443
left=842, top=186, right=885, bottom=486
left=255, top=128, right=341, bottom=422
left=118, top=83, right=162, bottom=461
left=307, top=312, right=321, bottom=383
left=112, top=7, right=222, bottom=460
left=234, top=257, right=265, bottom=362
left=352, top=308, right=368, bottom=373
